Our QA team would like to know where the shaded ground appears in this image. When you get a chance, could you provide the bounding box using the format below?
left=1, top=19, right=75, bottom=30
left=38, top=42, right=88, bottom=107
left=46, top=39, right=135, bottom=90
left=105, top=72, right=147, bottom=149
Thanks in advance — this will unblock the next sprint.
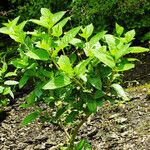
left=0, top=87, right=150, bottom=150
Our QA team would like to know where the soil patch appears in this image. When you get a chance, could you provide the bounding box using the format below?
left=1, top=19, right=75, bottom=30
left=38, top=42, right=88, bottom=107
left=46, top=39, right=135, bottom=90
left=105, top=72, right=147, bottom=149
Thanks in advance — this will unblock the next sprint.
left=0, top=88, right=150, bottom=150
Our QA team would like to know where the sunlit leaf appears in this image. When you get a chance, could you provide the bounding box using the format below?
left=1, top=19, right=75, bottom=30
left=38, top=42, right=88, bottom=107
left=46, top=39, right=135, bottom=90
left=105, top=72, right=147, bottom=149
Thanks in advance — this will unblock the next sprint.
left=43, top=74, right=71, bottom=90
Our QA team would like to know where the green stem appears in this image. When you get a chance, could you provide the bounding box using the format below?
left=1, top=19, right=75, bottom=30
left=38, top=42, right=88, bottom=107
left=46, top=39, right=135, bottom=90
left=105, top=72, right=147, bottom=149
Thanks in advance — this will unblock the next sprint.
left=72, top=77, right=85, bottom=90
left=67, top=114, right=90, bottom=150
left=62, top=48, right=66, bottom=55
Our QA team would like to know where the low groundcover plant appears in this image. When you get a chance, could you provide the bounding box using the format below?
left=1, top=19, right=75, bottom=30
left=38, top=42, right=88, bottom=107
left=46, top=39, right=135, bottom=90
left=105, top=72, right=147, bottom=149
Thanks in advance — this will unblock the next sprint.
left=0, top=8, right=149, bottom=150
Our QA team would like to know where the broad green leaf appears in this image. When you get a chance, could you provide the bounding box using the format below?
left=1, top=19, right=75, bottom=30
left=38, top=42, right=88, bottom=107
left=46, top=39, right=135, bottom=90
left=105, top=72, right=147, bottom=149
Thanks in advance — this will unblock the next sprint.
left=87, top=100, right=97, bottom=113
left=81, top=92, right=97, bottom=113
left=30, top=19, right=48, bottom=28
left=0, top=27, right=11, bottom=35
left=52, top=17, right=70, bottom=37
left=75, top=139, right=85, bottom=150
left=88, top=77, right=102, bottom=90
left=0, top=86, right=4, bottom=93
left=116, top=23, right=124, bottom=36
left=115, top=43, right=130, bottom=60
left=30, top=9, right=66, bottom=29
left=41, top=8, right=52, bottom=17
left=61, top=26, right=81, bottom=47
left=124, top=29, right=135, bottom=43
left=74, top=58, right=92, bottom=77
left=51, top=11, right=66, bottom=26
left=128, top=47, right=149, bottom=53
left=116, top=63, right=135, bottom=72
left=22, top=111, right=39, bottom=126
left=111, top=83, right=129, bottom=100
left=4, top=80, right=19, bottom=85
left=43, top=74, right=71, bottom=90
left=70, top=53, right=77, bottom=64
left=94, top=90, right=104, bottom=99
left=83, top=42, right=94, bottom=57
left=11, top=58, right=29, bottom=69
left=36, top=34, right=52, bottom=51
left=17, top=21, right=27, bottom=31
left=52, top=26, right=81, bottom=57
left=4, top=72, right=17, bottom=78
left=26, top=92, right=37, bottom=104
left=3, top=16, right=20, bottom=28
left=65, top=111, right=78, bottom=123
left=105, top=34, right=116, bottom=51
left=92, top=48, right=115, bottom=69
left=26, top=48, right=50, bottom=60
left=127, top=58, right=139, bottom=62
left=3, top=87, right=14, bottom=98
left=79, top=24, right=94, bottom=40
left=1, top=62, right=8, bottom=74
left=57, top=55, right=74, bottom=76
left=69, top=38, right=84, bottom=48
left=19, top=74, right=29, bottom=88
left=89, top=31, right=107, bottom=47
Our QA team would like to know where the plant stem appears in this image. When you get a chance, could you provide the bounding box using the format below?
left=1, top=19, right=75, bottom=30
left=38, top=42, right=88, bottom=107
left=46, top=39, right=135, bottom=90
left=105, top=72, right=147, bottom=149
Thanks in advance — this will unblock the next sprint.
left=67, top=114, right=90, bottom=150
left=72, top=77, right=85, bottom=90
left=60, top=122, right=70, bottom=142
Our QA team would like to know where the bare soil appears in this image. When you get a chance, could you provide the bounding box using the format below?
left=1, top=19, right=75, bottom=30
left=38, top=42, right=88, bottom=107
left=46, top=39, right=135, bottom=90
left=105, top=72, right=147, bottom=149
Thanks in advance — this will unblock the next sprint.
left=0, top=87, right=150, bottom=150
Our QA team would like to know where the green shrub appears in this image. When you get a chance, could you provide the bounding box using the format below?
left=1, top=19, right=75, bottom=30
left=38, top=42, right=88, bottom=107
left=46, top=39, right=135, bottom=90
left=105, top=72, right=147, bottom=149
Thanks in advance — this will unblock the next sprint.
left=70, top=0, right=150, bottom=33
left=0, top=8, right=149, bottom=149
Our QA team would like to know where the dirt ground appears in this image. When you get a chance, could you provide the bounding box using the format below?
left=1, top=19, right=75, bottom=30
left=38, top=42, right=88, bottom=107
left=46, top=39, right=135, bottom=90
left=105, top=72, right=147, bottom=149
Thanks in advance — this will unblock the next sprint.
left=0, top=86, right=150, bottom=150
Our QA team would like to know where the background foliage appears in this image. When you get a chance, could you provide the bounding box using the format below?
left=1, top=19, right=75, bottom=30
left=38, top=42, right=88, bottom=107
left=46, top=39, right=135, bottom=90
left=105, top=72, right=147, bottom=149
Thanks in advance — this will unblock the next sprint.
left=1, top=0, right=149, bottom=34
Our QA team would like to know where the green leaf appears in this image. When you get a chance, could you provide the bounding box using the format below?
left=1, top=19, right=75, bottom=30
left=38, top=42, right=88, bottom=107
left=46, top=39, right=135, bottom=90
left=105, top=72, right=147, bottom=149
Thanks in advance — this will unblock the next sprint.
left=41, top=8, right=52, bottom=17
left=105, top=34, right=116, bottom=51
left=52, top=17, right=70, bottom=37
left=89, top=31, right=107, bottom=47
left=94, top=90, right=104, bottom=99
left=11, top=59, right=28, bottom=68
left=75, top=139, right=85, bottom=150
left=35, top=34, right=52, bottom=51
left=3, top=87, right=14, bottom=98
left=43, top=74, right=71, bottom=90
left=0, top=27, right=11, bottom=35
left=4, top=72, right=17, bottom=78
left=116, top=23, right=124, bottom=36
left=61, top=26, right=81, bottom=47
left=65, top=111, right=78, bottom=123
left=74, top=58, right=92, bottom=77
left=22, top=111, right=39, bottom=126
left=87, top=100, right=97, bottom=113
left=111, top=84, right=129, bottom=100
left=88, top=77, right=102, bottom=90
left=3, top=16, right=20, bottom=28
left=124, top=30, right=135, bottom=43
left=79, top=24, right=94, bottom=40
left=52, top=26, right=81, bottom=57
left=57, top=55, right=74, bottom=76
left=26, top=92, right=37, bottom=104
left=26, top=48, right=50, bottom=60
left=0, top=86, right=4, bottom=93
left=69, top=38, right=84, bottom=48
left=51, top=11, right=66, bottom=27
left=115, top=43, right=130, bottom=60
left=1, top=62, right=8, bottom=74
left=30, top=9, right=66, bottom=29
left=19, top=74, right=29, bottom=88
left=4, top=80, right=19, bottom=85
left=116, top=63, right=135, bottom=72
left=128, top=47, right=149, bottom=53
left=92, top=48, right=115, bottom=69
